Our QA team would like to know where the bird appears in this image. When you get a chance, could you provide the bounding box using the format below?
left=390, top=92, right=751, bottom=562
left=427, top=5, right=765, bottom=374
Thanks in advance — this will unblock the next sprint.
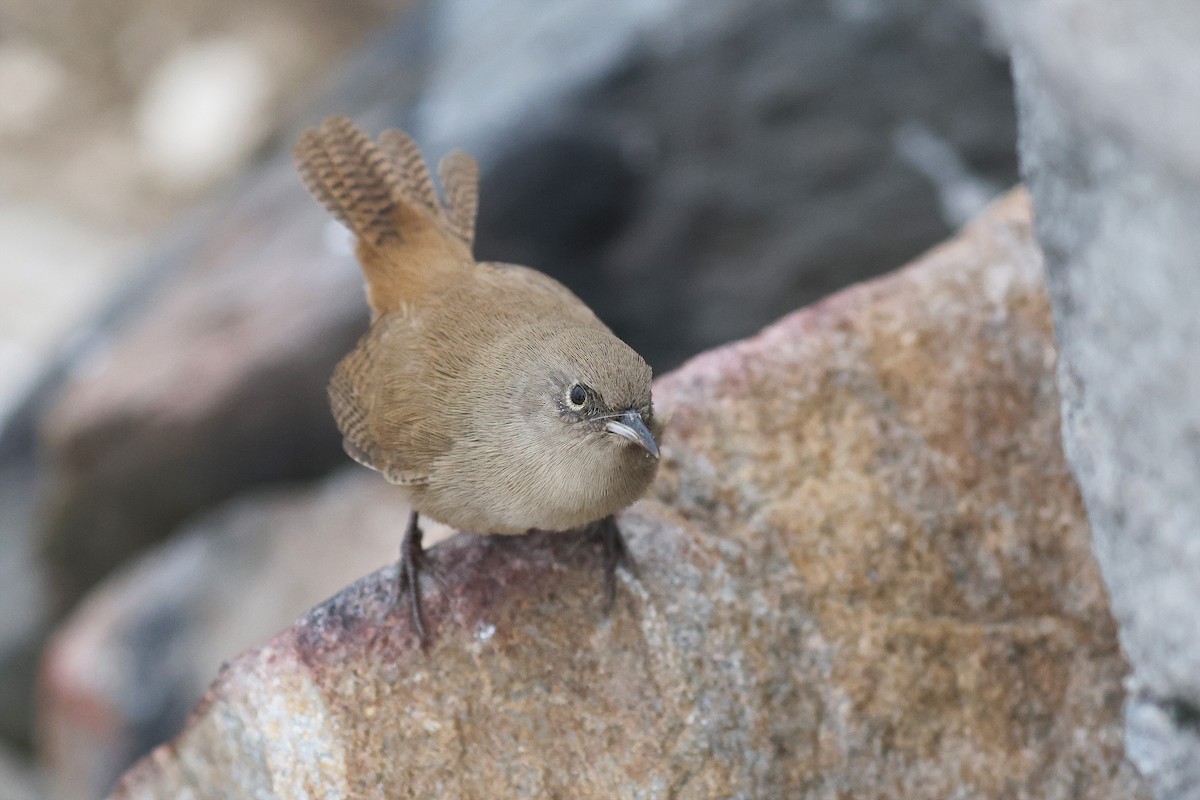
left=293, top=116, right=661, bottom=643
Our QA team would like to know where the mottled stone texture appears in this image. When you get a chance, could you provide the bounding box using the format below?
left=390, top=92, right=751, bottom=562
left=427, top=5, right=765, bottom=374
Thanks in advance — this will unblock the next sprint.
left=107, top=192, right=1147, bottom=799
left=982, top=2, right=1200, bottom=798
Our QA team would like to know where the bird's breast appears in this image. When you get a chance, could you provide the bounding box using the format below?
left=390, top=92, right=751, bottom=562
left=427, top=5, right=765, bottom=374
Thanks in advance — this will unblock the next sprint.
left=415, top=437, right=657, bottom=535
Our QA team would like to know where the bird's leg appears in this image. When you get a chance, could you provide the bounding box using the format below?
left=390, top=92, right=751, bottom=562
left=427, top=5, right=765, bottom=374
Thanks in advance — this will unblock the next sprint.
left=396, top=510, right=429, bottom=644
left=593, top=514, right=638, bottom=611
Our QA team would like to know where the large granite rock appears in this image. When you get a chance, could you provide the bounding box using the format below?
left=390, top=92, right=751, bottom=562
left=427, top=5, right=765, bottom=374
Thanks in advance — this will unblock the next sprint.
left=31, top=0, right=1017, bottom=613
left=38, top=469, right=441, bottom=800
left=981, top=2, right=1200, bottom=798
left=107, top=192, right=1148, bottom=799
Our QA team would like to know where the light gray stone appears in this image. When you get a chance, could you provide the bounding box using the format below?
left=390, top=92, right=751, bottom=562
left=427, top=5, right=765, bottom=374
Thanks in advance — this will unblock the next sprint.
left=980, top=1, right=1200, bottom=797
left=0, top=743, right=42, bottom=800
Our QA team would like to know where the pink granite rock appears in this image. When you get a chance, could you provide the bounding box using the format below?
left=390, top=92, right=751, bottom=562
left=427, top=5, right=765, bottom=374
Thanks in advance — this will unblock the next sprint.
left=107, top=191, right=1147, bottom=799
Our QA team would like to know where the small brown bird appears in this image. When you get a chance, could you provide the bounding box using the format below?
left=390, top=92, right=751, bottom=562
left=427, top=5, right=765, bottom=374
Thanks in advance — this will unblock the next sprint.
left=293, top=116, right=660, bottom=640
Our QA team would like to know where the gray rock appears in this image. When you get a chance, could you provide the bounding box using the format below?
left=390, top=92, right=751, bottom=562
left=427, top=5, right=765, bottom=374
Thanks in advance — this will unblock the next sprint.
left=0, top=744, right=42, bottom=800
left=981, top=1, right=1200, bottom=797
left=0, top=0, right=432, bottom=763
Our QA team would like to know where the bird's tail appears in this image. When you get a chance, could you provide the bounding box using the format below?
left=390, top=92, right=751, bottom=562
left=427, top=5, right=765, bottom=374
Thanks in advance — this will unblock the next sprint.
left=293, top=116, right=479, bottom=312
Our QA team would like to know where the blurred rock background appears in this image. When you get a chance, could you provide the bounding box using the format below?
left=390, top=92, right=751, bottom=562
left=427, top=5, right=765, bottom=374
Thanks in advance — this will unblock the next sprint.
left=0, top=0, right=1023, bottom=797
left=0, top=0, right=405, bottom=421
left=0, top=0, right=406, bottom=795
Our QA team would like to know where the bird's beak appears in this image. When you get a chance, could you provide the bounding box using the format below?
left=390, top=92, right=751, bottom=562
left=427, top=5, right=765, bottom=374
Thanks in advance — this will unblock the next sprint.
left=604, top=410, right=659, bottom=459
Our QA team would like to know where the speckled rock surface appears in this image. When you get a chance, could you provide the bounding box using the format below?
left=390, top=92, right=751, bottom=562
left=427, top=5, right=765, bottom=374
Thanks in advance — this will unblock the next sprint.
left=108, top=191, right=1147, bottom=799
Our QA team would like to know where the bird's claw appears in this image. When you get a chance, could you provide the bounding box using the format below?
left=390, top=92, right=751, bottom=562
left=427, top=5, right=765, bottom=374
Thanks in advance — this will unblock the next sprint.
left=395, top=510, right=431, bottom=646
left=592, top=515, right=637, bottom=612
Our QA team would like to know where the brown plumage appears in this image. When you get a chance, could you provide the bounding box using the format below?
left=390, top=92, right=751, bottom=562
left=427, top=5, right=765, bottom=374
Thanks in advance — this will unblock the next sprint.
left=294, top=116, right=661, bottom=640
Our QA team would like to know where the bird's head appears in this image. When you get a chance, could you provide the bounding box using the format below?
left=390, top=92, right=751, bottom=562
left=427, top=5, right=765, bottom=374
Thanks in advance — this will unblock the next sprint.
left=506, top=326, right=660, bottom=518
left=541, top=326, right=659, bottom=456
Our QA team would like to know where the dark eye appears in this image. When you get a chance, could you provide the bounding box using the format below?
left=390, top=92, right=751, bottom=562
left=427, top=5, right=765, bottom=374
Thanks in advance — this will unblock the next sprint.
left=567, top=383, right=587, bottom=408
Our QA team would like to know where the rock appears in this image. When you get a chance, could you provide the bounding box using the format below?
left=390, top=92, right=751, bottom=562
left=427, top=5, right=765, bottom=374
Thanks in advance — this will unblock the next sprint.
left=0, top=743, right=42, bottom=800
left=31, top=0, right=1017, bottom=611
left=107, top=191, right=1149, bottom=798
left=980, top=2, right=1200, bottom=798
left=0, top=460, right=50, bottom=750
left=0, top=198, right=135, bottom=424
left=38, top=468, right=439, bottom=800
left=36, top=182, right=365, bottom=611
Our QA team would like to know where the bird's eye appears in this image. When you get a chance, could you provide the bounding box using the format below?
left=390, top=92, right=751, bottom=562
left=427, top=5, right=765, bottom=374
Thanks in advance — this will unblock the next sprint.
left=567, top=383, right=587, bottom=409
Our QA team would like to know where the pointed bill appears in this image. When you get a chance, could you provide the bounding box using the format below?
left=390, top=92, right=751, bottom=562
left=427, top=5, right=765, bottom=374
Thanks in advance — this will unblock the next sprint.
left=604, top=410, right=659, bottom=459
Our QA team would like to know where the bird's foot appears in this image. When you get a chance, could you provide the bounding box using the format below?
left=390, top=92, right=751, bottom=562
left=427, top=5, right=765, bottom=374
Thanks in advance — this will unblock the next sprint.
left=395, top=510, right=432, bottom=646
left=590, top=515, right=638, bottom=612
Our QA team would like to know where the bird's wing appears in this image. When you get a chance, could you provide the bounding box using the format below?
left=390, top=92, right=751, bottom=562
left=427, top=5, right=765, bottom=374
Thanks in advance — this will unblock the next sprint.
left=328, top=312, right=446, bottom=486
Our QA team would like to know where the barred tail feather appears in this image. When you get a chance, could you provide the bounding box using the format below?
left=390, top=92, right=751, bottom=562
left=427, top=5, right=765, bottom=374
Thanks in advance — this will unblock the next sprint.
left=294, top=116, right=482, bottom=313
left=438, top=149, right=480, bottom=247
left=378, top=129, right=441, bottom=217
left=294, top=116, right=407, bottom=247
